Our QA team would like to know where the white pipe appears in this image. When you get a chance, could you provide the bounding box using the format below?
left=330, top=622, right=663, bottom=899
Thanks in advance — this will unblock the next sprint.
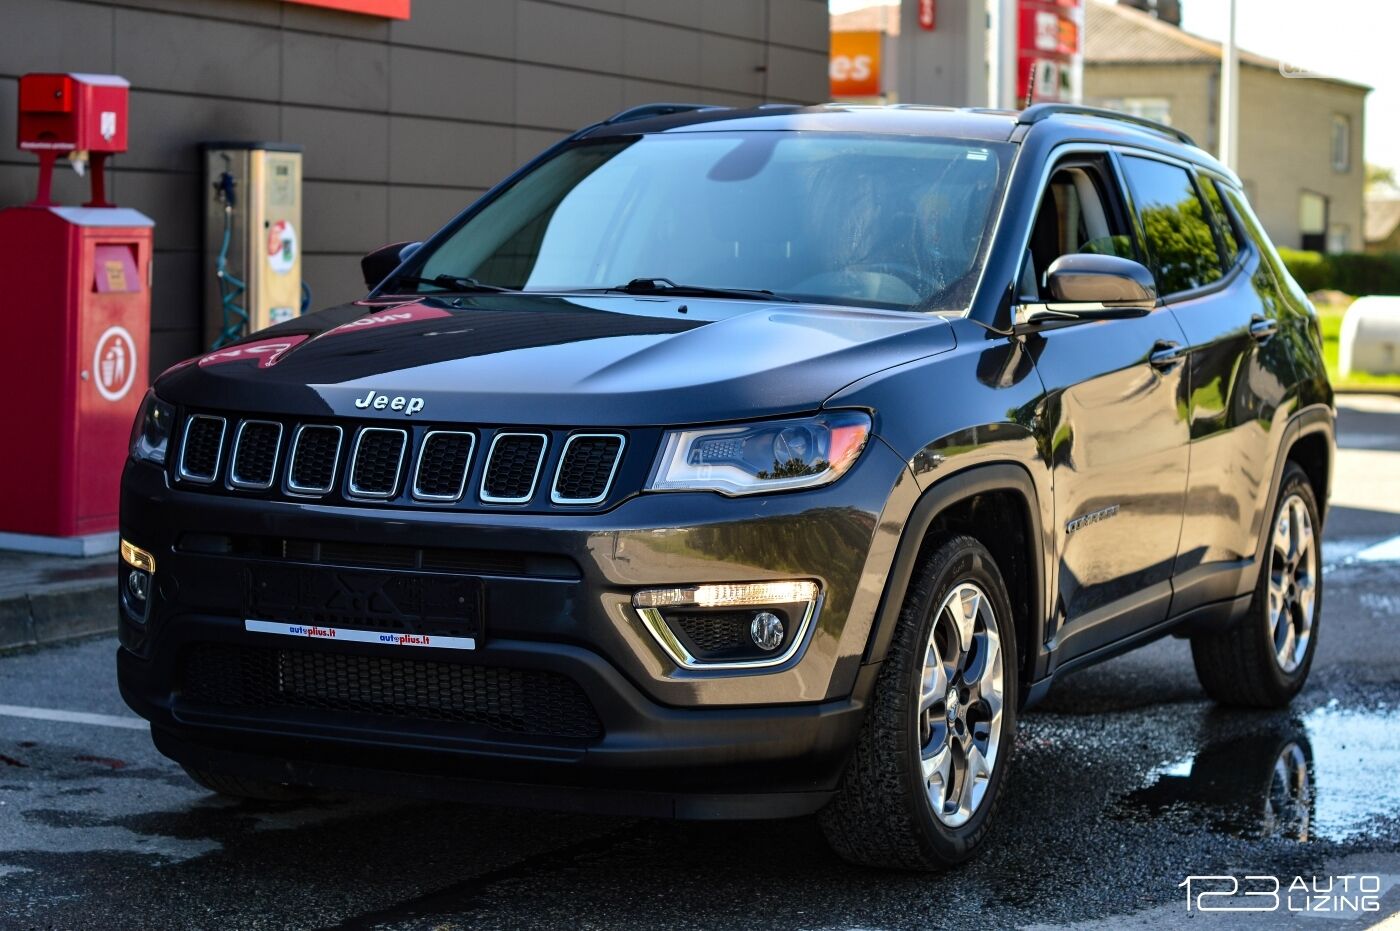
left=1220, top=0, right=1239, bottom=167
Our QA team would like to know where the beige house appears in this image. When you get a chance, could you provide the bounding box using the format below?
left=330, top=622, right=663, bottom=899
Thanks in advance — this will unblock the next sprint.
left=1083, top=0, right=1369, bottom=253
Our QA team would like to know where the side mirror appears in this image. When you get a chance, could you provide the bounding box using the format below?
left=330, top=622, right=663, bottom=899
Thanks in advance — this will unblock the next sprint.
left=361, top=240, right=422, bottom=291
left=1044, top=253, right=1157, bottom=308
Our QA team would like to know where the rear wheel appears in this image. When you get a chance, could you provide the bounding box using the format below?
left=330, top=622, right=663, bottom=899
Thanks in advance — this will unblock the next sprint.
left=819, top=533, right=1017, bottom=870
left=1191, top=462, right=1321, bottom=707
left=182, top=765, right=307, bottom=801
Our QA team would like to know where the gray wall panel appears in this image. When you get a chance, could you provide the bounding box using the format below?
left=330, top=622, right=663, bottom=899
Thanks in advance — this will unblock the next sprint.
left=0, top=0, right=827, bottom=375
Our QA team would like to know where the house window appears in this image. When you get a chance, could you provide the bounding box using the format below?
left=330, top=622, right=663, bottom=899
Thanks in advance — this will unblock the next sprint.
left=1327, top=224, right=1350, bottom=253
left=1331, top=114, right=1351, bottom=172
left=1299, top=191, right=1328, bottom=251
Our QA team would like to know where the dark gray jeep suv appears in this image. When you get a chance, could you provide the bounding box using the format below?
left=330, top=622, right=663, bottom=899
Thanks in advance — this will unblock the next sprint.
left=118, top=103, right=1333, bottom=870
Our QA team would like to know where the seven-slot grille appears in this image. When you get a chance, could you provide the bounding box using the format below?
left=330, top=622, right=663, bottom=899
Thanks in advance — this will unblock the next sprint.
left=481, top=433, right=548, bottom=503
left=348, top=428, right=408, bottom=498
left=178, top=415, right=226, bottom=483
left=229, top=420, right=282, bottom=489
left=175, top=415, right=617, bottom=507
left=552, top=434, right=625, bottom=504
left=413, top=431, right=475, bottom=501
left=288, top=425, right=343, bottom=494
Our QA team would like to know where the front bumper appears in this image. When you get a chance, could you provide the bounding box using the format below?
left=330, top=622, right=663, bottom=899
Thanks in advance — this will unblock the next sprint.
left=116, top=440, right=913, bottom=816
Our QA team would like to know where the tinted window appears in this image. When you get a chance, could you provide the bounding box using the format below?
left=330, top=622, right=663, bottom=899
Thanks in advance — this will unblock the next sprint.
left=1121, top=156, right=1224, bottom=295
left=1199, top=178, right=1240, bottom=265
left=415, top=133, right=1014, bottom=313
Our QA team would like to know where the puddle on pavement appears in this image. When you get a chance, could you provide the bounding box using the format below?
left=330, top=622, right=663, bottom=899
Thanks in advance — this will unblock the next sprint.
left=1117, top=701, right=1400, bottom=843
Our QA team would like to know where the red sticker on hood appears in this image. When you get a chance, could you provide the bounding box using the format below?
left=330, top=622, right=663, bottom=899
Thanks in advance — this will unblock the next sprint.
left=199, top=334, right=309, bottom=369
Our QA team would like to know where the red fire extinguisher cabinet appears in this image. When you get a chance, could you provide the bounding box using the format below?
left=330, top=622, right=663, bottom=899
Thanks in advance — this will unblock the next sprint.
left=0, top=206, right=154, bottom=538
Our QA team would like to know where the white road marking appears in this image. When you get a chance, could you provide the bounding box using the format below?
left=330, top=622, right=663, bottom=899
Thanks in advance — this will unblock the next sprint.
left=1357, top=534, right=1400, bottom=563
left=0, top=704, right=148, bottom=731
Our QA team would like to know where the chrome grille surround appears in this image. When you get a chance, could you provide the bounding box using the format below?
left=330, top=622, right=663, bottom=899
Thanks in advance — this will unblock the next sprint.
left=178, top=415, right=227, bottom=484
left=347, top=427, right=409, bottom=499
left=411, top=430, right=476, bottom=503
left=551, top=433, right=626, bottom=505
left=228, top=420, right=284, bottom=490
left=285, top=424, right=344, bottom=496
left=480, top=432, right=549, bottom=504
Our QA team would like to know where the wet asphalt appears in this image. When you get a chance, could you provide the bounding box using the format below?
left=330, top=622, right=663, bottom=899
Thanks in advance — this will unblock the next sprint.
left=2, top=398, right=1399, bottom=930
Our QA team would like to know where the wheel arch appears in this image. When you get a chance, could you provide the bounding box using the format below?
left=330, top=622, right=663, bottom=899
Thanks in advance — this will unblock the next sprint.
left=862, top=462, right=1046, bottom=706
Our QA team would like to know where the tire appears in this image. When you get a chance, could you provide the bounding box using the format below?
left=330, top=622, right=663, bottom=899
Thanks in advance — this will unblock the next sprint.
left=1191, top=462, right=1322, bottom=708
left=819, top=533, right=1018, bottom=870
left=182, top=765, right=307, bottom=801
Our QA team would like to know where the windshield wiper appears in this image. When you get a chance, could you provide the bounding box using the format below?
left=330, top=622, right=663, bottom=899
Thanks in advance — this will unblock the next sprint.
left=598, top=278, right=796, bottom=302
left=389, top=273, right=515, bottom=294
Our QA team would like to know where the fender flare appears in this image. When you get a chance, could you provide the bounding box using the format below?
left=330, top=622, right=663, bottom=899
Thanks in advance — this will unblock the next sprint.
left=861, top=462, right=1047, bottom=681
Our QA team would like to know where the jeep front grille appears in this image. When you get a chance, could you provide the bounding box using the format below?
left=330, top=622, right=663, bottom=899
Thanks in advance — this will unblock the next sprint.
left=172, top=413, right=624, bottom=508
left=552, top=434, right=624, bottom=504
left=287, top=425, right=343, bottom=495
left=481, top=433, right=548, bottom=503
left=348, top=428, right=408, bottom=498
left=412, top=431, right=475, bottom=502
left=229, top=420, right=282, bottom=489
left=178, top=415, right=226, bottom=483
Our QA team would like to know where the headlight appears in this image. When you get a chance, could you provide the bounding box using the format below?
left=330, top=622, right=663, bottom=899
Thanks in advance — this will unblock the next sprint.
left=646, top=412, right=870, bottom=496
left=129, top=389, right=175, bottom=465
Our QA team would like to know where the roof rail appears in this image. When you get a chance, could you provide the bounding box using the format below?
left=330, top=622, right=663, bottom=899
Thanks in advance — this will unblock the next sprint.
left=602, top=103, right=725, bottom=126
left=1017, top=103, right=1198, bottom=147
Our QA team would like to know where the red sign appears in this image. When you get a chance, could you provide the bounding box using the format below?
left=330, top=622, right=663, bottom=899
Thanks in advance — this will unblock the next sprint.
left=1016, top=0, right=1080, bottom=107
left=919, top=0, right=936, bottom=31
left=283, top=0, right=410, bottom=19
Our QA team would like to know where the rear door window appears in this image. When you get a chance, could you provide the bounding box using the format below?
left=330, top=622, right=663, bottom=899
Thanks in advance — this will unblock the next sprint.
left=1120, top=155, right=1225, bottom=296
left=1199, top=178, right=1241, bottom=267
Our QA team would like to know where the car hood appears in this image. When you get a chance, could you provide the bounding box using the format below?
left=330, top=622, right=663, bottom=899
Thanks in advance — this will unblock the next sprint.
left=156, top=293, right=956, bottom=426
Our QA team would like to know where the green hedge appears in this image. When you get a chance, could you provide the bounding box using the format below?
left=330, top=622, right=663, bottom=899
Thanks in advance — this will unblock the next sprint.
left=1278, top=248, right=1400, bottom=296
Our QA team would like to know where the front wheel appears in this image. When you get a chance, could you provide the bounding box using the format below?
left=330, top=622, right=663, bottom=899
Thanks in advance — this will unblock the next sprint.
left=819, top=533, right=1018, bottom=870
left=1191, top=462, right=1322, bottom=707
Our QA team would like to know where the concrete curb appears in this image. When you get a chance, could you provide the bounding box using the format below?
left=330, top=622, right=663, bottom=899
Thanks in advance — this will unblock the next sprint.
left=0, top=578, right=114, bottom=652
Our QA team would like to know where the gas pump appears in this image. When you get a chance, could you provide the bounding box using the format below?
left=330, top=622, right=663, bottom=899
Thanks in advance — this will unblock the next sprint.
left=201, top=143, right=305, bottom=349
left=0, top=73, right=153, bottom=553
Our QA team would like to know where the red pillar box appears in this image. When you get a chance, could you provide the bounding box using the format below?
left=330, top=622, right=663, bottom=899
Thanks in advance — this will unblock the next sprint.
left=0, top=207, right=153, bottom=542
left=0, top=73, right=153, bottom=550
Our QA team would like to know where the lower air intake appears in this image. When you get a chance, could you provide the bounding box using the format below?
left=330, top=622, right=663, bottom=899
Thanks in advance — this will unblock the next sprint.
left=178, top=643, right=603, bottom=739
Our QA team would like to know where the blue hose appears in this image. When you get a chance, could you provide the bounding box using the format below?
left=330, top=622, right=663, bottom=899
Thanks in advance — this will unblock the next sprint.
left=212, top=205, right=248, bottom=349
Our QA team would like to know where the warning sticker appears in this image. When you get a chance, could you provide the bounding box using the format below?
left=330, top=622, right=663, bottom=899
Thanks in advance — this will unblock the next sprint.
left=93, top=325, right=137, bottom=402
left=267, top=219, right=297, bottom=275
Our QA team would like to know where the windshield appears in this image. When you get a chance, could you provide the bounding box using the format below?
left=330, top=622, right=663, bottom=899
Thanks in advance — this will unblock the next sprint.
left=410, top=131, right=1014, bottom=312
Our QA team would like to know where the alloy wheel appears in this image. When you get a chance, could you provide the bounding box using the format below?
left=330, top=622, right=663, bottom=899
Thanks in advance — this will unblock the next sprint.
left=1269, top=493, right=1317, bottom=673
left=917, top=582, right=1005, bottom=827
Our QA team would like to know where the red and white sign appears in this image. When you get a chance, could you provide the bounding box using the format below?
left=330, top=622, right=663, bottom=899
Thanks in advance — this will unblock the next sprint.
left=267, top=219, right=297, bottom=275
left=92, top=325, right=137, bottom=402
left=919, top=0, right=937, bottom=31
left=283, top=0, right=410, bottom=19
left=1016, top=0, right=1081, bottom=106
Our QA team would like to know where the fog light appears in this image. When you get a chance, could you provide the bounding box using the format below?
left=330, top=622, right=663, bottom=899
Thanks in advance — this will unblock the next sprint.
left=750, top=611, right=784, bottom=651
left=126, top=569, right=150, bottom=601
left=632, top=580, right=820, bottom=670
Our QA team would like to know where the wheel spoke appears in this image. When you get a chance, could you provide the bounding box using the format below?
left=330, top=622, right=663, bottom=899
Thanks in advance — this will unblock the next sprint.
left=954, top=587, right=980, bottom=654
left=956, top=745, right=990, bottom=819
left=1278, top=614, right=1298, bottom=668
left=919, top=645, right=947, bottom=715
left=922, top=742, right=952, bottom=813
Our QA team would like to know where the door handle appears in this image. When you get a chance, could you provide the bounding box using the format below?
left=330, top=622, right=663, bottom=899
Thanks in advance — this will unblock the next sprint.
left=1149, top=340, right=1186, bottom=369
left=1249, top=316, right=1279, bottom=342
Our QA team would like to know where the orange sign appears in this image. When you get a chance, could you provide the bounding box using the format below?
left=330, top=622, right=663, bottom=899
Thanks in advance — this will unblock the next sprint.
left=283, top=0, right=410, bottom=19
left=830, top=32, right=882, bottom=98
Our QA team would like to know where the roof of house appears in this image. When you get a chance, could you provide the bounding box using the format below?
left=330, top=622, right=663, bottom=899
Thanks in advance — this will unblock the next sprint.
left=1366, top=197, right=1400, bottom=243
left=831, top=4, right=899, bottom=35
left=1084, top=0, right=1370, bottom=91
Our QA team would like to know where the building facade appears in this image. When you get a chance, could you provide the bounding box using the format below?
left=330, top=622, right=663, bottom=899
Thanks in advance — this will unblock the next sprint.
left=1083, top=0, right=1368, bottom=255
left=0, top=0, right=829, bottom=374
